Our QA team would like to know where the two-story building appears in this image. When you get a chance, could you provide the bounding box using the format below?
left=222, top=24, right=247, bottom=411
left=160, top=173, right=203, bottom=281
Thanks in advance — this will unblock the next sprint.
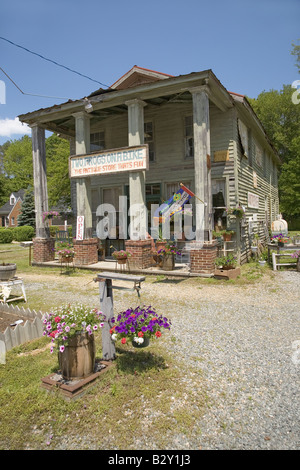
left=18, top=66, right=280, bottom=274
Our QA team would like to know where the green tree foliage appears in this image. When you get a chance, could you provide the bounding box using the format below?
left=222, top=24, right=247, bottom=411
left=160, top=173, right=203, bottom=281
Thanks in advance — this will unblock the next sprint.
left=1, top=133, right=71, bottom=209
left=248, top=43, right=300, bottom=220
left=18, top=187, right=36, bottom=228
left=45, top=134, right=71, bottom=207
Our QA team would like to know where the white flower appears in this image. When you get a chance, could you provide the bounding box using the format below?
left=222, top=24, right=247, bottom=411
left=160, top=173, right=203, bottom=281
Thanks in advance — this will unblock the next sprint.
left=111, top=334, right=118, bottom=341
left=134, top=337, right=144, bottom=344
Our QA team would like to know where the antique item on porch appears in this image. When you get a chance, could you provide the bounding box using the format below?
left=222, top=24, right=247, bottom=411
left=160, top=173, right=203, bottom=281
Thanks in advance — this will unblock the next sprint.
left=112, top=249, right=132, bottom=264
left=0, top=262, right=17, bottom=281
left=43, top=304, right=105, bottom=380
left=110, top=305, right=171, bottom=348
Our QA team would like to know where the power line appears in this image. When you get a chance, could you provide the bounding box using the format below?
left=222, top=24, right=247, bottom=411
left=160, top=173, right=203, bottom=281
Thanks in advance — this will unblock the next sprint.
left=0, top=66, right=69, bottom=99
left=0, top=36, right=110, bottom=88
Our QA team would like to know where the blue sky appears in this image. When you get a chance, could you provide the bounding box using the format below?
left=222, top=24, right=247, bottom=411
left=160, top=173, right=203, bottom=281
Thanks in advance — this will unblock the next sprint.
left=0, top=0, right=299, bottom=145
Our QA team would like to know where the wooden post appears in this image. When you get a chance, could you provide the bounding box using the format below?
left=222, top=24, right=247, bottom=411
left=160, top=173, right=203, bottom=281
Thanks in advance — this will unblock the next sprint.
left=98, top=277, right=116, bottom=361
left=126, top=99, right=147, bottom=240
left=190, top=86, right=212, bottom=242
left=73, top=111, right=92, bottom=238
left=31, top=124, right=49, bottom=238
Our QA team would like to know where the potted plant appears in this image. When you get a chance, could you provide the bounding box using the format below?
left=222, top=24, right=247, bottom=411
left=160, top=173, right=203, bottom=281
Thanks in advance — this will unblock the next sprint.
left=215, top=253, right=237, bottom=270
left=226, top=205, right=245, bottom=219
left=221, top=230, right=234, bottom=241
left=251, top=234, right=259, bottom=253
left=56, top=241, right=75, bottom=263
left=43, top=304, right=105, bottom=380
left=110, top=305, right=171, bottom=348
left=112, top=249, right=132, bottom=264
left=157, top=243, right=181, bottom=270
left=271, top=233, right=289, bottom=248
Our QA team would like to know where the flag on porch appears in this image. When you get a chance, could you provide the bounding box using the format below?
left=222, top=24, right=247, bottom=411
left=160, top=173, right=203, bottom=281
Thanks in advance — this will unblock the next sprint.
left=153, top=183, right=195, bottom=223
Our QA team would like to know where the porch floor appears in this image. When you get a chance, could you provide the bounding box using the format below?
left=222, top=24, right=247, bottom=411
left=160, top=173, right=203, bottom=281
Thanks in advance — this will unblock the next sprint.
left=32, top=258, right=213, bottom=278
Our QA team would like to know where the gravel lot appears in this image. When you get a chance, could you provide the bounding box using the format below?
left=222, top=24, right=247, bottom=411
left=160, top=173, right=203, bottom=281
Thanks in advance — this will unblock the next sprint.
left=3, top=267, right=300, bottom=450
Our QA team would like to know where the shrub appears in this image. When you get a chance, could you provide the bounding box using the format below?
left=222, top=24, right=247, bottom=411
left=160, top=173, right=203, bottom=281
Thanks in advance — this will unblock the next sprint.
left=0, top=228, right=13, bottom=244
left=12, top=225, right=35, bottom=241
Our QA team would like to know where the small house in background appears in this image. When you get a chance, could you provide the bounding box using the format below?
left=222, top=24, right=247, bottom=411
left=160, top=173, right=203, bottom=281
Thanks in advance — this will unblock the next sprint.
left=19, top=66, right=280, bottom=273
left=0, top=189, right=25, bottom=228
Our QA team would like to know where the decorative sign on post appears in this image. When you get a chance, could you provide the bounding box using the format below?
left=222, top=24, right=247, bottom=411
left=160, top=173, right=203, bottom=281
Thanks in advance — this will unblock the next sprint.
left=76, top=216, right=84, bottom=240
left=69, top=145, right=149, bottom=178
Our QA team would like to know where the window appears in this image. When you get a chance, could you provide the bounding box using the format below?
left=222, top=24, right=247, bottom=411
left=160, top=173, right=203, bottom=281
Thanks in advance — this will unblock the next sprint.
left=90, top=131, right=105, bottom=151
left=212, top=179, right=226, bottom=231
left=10, top=195, right=15, bottom=205
left=144, top=122, right=155, bottom=162
left=11, top=217, right=15, bottom=226
left=185, top=116, right=194, bottom=158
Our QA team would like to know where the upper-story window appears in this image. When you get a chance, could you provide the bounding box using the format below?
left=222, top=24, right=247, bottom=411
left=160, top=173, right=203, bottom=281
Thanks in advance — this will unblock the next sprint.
left=185, top=116, right=194, bottom=158
left=90, top=131, right=105, bottom=151
left=144, top=122, right=155, bottom=162
left=10, top=195, right=16, bottom=205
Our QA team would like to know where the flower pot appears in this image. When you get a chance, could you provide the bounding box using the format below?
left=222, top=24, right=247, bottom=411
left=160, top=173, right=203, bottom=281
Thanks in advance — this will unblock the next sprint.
left=0, top=263, right=17, bottom=281
left=221, top=265, right=235, bottom=270
left=132, top=337, right=150, bottom=348
left=117, top=258, right=127, bottom=265
left=259, top=260, right=266, bottom=266
left=59, top=255, right=74, bottom=263
left=278, top=241, right=284, bottom=248
left=161, top=254, right=175, bottom=271
left=223, top=234, right=232, bottom=241
left=58, top=332, right=95, bottom=380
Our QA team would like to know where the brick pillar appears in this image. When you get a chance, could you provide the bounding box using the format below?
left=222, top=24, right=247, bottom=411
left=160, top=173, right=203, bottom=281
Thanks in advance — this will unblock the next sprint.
left=189, top=241, right=218, bottom=274
left=125, top=239, right=152, bottom=270
left=33, top=237, right=55, bottom=263
left=73, top=238, right=98, bottom=265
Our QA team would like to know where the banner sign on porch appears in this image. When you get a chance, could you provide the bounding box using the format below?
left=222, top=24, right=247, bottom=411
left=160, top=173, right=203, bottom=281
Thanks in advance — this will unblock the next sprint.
left=76, top=216, right=84, bottom=240
left=154, top=183, right=195, bottom=223
left=69, top=145, right=149, bottom=178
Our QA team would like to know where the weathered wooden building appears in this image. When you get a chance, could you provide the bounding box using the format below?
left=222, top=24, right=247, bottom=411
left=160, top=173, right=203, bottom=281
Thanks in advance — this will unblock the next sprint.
left=19, top=66, right=280, bottom=273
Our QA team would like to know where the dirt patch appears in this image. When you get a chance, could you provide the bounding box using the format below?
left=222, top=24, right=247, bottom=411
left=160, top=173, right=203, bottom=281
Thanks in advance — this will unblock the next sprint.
left=0, top=310, right=33, bottom=333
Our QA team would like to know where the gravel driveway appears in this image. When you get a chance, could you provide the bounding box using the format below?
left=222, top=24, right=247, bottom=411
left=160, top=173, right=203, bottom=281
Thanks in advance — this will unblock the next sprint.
left=9, top=268, right=300, bottom=450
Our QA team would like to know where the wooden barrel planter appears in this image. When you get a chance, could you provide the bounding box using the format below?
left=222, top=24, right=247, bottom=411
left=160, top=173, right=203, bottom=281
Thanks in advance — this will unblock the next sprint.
left=58, top=332, right=96, bottom=380
left=160, top=254, right=175, bottom=271
left=0, top=263, right=17, bottom=281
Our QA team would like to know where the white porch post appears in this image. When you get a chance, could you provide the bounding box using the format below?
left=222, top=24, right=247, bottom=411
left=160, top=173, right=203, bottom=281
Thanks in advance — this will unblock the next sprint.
left=31, top=124, right=49, bottom=238
left=73, top=112, right=92, bottom=238
left=125, top=99, right=147, bottom=240
left=190, top=86, right=212, bottom=242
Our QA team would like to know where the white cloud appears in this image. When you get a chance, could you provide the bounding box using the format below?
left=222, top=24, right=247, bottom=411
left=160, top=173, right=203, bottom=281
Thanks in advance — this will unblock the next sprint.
left=0, top=117, right=31, bottom=138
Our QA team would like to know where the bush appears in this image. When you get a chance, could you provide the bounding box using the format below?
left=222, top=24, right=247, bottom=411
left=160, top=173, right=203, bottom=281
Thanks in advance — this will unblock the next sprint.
left=11, top=226, right=35, bottom=241
left=0, top=228, right=13, bottom=244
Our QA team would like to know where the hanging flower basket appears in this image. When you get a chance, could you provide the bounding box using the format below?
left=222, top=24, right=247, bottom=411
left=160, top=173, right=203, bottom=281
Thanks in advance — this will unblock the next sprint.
left=226, top=206, right=245, bottom=218
left=42, top=211, right=60, bottom=222
left=112, top=250, right=131, bottom=264
left=110, top=306, right=171, bottom=348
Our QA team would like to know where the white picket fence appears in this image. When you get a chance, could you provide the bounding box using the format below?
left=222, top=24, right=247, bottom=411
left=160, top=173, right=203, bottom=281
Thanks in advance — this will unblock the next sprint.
left=0, top=303, right=45, bottom=352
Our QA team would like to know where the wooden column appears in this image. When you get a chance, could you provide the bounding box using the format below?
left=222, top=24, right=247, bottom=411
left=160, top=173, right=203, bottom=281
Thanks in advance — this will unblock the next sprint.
left=31, top=124, right=49, bottom=238
left=125, top=99, right=147, bottom=240
left=73, top=112, right=92, bottom=238
left=190, top=86, right=212, bottom=242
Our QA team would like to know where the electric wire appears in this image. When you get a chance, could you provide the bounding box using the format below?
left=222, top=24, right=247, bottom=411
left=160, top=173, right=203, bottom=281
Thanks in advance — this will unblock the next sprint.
left=0, top=36, right=110, bottom=88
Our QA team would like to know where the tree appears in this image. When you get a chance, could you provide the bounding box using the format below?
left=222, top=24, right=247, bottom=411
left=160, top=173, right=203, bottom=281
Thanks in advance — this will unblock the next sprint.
left=247, top=43, right=300, bottom=223
left=18, top=187, right=36, bottom=228
left=2, top=135, right=33, bottom=193
left=45, top=134, right=71, bottom=207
